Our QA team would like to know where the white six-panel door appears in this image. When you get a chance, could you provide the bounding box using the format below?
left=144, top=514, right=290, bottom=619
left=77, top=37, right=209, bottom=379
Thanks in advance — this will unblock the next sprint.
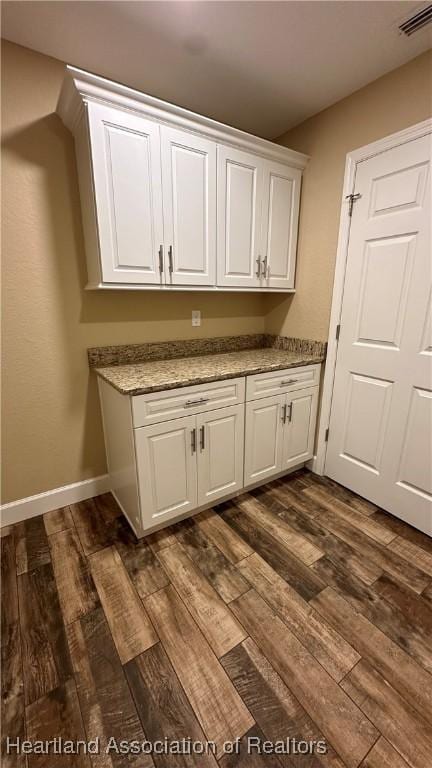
left=326, top=133, right=432, bottom=534
left=135, top=415, right=197, bottom=528
left=261, top=161, right=301, bottom=289
left=88, top=102, right=164, bottom=284
left=217, top=146, right=264, bottom=287
left=161, top=126, right=216, bottom=285
left=197, top=404, right=244, bottom=506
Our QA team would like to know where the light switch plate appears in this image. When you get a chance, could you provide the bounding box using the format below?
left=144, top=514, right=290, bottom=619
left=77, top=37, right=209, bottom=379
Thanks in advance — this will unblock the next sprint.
left=192, top=310, right=201, bottom=327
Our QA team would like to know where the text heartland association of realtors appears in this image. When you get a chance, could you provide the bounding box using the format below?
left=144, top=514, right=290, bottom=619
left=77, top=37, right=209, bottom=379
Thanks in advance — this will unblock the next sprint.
left=6, top=737, right=328, bottom=756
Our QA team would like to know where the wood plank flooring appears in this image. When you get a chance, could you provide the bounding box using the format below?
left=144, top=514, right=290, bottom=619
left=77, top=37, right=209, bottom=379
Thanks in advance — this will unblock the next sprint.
left=2, top=469, right=432, bottom=767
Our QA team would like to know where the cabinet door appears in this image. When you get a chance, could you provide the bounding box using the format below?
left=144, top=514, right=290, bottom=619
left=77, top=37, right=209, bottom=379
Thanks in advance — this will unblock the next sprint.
left=260, top=161, right=301, bottom=289
left=87, top=102, right=164, bottom=284
left=134, top=415, right=197, bottom=529
left=161, top=126, right=216, bottom=285
left=244, top=395, right=284, bottom=487
left=197, top=404, right=244, bottom=506
left=217, top=146, right=264, bottom=287
left=281, top=388, right=318, bottom=470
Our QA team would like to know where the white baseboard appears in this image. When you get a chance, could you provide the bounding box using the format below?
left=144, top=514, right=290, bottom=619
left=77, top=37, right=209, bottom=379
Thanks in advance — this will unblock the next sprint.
left=0, top=474, right=111, bottom=528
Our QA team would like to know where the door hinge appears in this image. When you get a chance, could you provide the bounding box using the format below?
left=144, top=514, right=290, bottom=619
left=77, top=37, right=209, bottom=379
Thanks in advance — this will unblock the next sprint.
left=325, top=428, right=330, bottom=442
left=345, top=192, right=361, bottom=217
left=336, top=324, right=341, bottom=341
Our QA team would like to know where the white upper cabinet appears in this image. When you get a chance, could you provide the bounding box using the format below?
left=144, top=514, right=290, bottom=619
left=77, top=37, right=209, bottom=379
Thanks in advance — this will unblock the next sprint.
left=161, top=126, right=216, bottom=286
left=217, top=147, right=264, bottom=288
left=57, top=66, right=308, bottom=290
left=88, top=102, right=164, bottom=284
left=217, top=152, right=301, bottom=289
left=89, top=107, right=215, bottom=287
left=260, top=161, right=301, bottom=289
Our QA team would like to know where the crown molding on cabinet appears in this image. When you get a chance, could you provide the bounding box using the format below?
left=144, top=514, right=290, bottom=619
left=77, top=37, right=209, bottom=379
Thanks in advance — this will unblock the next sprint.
left=57, top=66, right=309, bottom=170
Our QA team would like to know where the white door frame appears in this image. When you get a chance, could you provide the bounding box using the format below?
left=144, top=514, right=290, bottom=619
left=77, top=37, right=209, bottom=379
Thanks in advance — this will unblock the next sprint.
left=313, top=117, right=432, bottom=476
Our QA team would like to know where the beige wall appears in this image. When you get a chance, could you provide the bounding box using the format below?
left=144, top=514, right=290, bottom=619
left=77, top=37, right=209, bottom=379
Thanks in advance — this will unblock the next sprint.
left=265, top=49, right=432, bottom=341
left=1, top=40, right=266, bottom=503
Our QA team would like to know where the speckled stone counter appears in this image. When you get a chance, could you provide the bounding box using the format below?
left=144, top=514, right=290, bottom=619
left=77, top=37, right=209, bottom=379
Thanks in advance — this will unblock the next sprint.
left=88, top=334, right=327, bottom=368
left=95, top=347, right=324, bottom=396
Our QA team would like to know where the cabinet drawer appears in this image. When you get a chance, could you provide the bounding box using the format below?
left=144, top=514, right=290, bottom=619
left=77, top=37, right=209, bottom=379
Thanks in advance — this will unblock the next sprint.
left=132, top=377, right=245, bottom=427
left=246, top=364, right=320, bottom=401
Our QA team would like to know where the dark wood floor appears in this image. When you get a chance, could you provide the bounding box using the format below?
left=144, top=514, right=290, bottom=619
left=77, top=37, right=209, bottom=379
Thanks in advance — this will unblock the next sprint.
left=2, top=469, right=432, bottom=768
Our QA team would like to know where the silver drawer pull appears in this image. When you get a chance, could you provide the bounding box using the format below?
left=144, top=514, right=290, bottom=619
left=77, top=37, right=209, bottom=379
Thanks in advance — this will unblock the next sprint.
left=184, top=397, right=210, bottom=408
left=280, top=379, right=298, bottom=386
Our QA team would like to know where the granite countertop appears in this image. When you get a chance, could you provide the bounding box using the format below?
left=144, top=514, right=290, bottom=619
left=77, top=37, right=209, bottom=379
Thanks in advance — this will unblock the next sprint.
left=95, top=348, right=324, bottom=396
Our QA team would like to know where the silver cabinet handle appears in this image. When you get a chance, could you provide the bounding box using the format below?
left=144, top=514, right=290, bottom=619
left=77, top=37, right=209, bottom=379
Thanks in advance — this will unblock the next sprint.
left=281, top=403, right=287, bottom=424
left=280, top=379, right=298, bottom=386
left=191, top=428, right=197, bottom=453
left=256, top=257, right=262, bottom=278
left=200, top=425, right=205, bottom=451
left=158, top=244, right=164, bottom=274
left=184, top=397, right=209, bottom=408
left=287, top=402, right=293, bottom=423
left=262, top=255, right=270, bottom=278
left=168, top=245, right=173, bottom=274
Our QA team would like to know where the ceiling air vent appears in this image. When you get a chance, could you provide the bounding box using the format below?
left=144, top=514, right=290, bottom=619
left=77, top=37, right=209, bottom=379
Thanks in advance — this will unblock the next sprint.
left=398, top=3, right=432, bottom=36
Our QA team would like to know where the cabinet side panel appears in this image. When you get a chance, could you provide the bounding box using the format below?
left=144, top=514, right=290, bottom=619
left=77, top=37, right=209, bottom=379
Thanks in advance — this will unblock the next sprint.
left=74, top=110, right=102, bottom=286
left=98, top=379, right=141, bottom=532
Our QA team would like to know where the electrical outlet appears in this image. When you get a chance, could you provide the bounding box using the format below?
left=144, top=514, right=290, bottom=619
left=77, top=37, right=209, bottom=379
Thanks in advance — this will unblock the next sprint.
left=192, top=310, right=201, bottom=327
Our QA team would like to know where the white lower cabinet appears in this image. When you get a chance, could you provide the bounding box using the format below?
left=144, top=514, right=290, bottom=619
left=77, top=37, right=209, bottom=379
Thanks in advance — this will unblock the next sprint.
left=281, top=388, right=318, bottom=471
left=197, top=404, right=244, bottom=506
left=135, top=414, right=198, bottom=529
left=244, top=387, right=318, bottom=488
left=135, top=404, right=244, bottom=530
left=244, top=394, right=284, bottom=485
left=98, top=366, right=320, bottom=536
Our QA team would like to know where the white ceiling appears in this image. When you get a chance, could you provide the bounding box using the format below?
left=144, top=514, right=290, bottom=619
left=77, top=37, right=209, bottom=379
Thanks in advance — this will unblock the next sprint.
left=2, top=1, right=431, bottom=138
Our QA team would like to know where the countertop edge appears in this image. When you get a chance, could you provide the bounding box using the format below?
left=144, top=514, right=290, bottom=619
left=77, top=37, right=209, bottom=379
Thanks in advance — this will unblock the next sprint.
left=95, top=356, right=324, bottom=396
